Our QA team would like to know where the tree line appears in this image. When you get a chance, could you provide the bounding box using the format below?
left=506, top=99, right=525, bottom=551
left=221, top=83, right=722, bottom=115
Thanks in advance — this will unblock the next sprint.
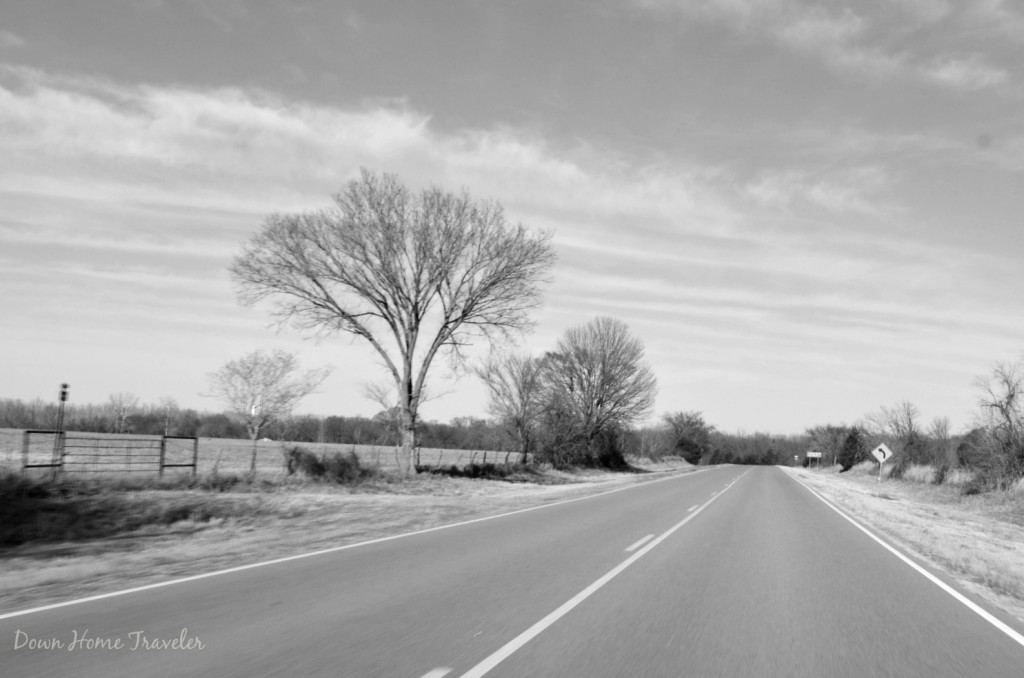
left=803, top=355, right=1024, bottom=491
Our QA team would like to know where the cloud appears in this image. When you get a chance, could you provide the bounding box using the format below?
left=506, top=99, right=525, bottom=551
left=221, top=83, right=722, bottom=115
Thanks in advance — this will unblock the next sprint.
left=742, top=166, right=891, bottom=215
left=0, top=30, right=27, bottom=48
left=922, top=54, right=1010, bottom=90
left=628, top=0, right=1018, bottom=90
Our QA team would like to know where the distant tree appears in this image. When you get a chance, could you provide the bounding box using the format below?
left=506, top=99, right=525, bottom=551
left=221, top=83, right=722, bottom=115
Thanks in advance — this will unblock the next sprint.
left=231, top=169, right=556, bottom=475
left=107, top=392, right=140, bottom=434
left=974, top=357, right=1024, bottom=482
left=663, top=411, right=714, bottom=465
left=156, top=397, right=180, bottom=436
left=474, top=350, right=547, bottom=463
left=806, top=425, right=850, bottom=467
left=865, top=400, right=929, bottom=478
left=205, top=349, right=331, bottom=475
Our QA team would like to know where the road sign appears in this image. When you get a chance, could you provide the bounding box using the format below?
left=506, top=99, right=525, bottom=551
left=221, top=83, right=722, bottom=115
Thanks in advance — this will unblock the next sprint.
left=806, top=452, right=822, bottom=458
left=871, top=443, right=893, bottom=464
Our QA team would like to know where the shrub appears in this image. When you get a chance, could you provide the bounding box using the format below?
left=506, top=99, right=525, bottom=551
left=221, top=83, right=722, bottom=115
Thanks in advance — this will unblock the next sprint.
left=838, top=428, right=867, bottom=472
left=282, top=446, right=373, bottom=483
left=322, top=451, right=364, bottom=483
left=283, top=445, right=325, bottom=477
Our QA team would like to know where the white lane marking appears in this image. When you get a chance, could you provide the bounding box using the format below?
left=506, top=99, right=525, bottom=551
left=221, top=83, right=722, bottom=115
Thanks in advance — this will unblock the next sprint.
left=0, top=467, right=721, bottom=621
left=687, top=505, right=697, bottom=512
left=459, top=471, right=750, bottom=678
left=420, top=669, right=452, bottom=678
left=624, top=535, right=654, bottom=552
left=785, top=470, right=1024, bottom=650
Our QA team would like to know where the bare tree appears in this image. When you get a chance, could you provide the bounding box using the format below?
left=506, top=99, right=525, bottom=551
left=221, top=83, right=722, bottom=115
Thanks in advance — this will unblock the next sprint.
left=157, top=396, right=180, bottom=436
left=975, top=357, right=1024, bottom=480
left=205, top=349, right=331, bottom=475
left=928, top=416, right=954, bottom=469
left=806, top=425, right=849, bottom=467
left=543, top=316, right=657, bottom=444
left=663, top=411, right=714, bottom=465
left=107, top=392, right=140, bottom=434
left=474, top=350, right=547, bottom=463
left=231, top=169, right=556, bottom=475
left=864, top=400, right=928, bottom=476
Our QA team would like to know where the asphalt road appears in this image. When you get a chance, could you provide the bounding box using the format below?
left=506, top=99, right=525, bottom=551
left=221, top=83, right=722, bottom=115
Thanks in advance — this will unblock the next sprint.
left=3, top=466, right=1024, bottom=677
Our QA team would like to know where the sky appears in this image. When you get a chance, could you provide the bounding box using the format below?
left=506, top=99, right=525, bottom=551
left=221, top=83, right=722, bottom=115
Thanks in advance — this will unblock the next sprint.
left=1, top=0, right=1022, bottom=435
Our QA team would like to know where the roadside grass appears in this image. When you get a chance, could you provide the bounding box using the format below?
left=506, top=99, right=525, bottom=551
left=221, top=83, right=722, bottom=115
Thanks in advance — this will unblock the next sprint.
left=790, top=463, right=1024, bottom=622
left=0, top=457, right=696, bottom=612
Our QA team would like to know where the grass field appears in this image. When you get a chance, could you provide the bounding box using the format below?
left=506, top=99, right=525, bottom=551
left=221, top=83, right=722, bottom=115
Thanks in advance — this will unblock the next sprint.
left=0, top=428, right=520, bottom=478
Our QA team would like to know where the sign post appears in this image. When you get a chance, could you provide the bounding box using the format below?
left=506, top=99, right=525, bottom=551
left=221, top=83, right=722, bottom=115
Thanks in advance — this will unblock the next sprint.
left=806, top=451, right=822, bottom=468
left=870, top=443, right=894, bottom=481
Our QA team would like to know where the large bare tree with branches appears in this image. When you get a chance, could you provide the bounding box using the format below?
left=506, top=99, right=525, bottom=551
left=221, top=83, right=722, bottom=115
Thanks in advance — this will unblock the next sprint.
left=231, top=169, right=556, bottom=475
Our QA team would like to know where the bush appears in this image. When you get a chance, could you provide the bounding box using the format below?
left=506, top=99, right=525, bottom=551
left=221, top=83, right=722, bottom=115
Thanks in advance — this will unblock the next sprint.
left=322, top=451, right=365, bottom=483
left=282, top=445, right=373, bottom=483
left=838, top=428, right=867, bottom=472
left=283, top=445, right=326, bottom=477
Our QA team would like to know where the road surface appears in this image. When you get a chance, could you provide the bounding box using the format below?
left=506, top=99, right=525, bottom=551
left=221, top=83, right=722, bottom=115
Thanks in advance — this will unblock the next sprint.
left=3, top=466, right=1024, bottom=677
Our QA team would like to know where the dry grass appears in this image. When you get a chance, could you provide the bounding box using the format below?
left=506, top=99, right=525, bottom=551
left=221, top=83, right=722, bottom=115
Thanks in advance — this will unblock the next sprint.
left=788, top=465, right=1024, bottom=623
left=0, top=458, right=695, bottom=613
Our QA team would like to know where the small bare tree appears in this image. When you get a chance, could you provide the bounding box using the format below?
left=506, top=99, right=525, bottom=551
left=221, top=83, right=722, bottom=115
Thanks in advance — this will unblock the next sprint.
left=107, top=392, right=140, bottom=434
left=205, top=349, right=331, bottom=475
left=865, top=400, right=927, bottom=477
left=474, top=350, right=547, bottom=464
left=231, top=169, right=556, bottom=475
left=157, top=397, right=180, bottom=436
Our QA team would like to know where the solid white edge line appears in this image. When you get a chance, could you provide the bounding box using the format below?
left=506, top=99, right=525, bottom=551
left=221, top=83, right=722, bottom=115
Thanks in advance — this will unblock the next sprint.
left=458, top=470, right=751, bottom=678
left=0, top=467, right=718, bottom=621
left=624, top=534, right=655, bottom=552
left=783, top=468, right=1024, bottom=650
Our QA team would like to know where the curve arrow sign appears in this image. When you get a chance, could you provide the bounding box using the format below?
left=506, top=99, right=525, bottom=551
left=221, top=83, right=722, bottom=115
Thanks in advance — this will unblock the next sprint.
left=871, top=443, right=894, bottom=464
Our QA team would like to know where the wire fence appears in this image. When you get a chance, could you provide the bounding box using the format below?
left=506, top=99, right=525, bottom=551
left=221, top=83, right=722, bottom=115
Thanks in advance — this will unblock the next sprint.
left=0, top=428, right=528, bottom=478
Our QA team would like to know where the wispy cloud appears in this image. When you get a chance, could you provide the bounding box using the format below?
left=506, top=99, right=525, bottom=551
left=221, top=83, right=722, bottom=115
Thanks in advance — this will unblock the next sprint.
left=921, top=54, right=1009, bottom=90
left=629, top=0, right=1020, bottom=91
left=0, top=29, right=27, bottom=48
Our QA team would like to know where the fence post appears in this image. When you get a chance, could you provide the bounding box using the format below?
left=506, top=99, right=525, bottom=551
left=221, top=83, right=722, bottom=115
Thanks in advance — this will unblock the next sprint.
left=191, top=438, right=199, bottom=481
left=21, top=430, right=28, bottom=475
left=158, top=437, right=167, bottom=478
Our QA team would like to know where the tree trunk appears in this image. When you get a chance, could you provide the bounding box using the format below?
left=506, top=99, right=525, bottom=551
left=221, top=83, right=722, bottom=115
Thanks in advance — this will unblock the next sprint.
left=399, top=409, right=416, bottom=476
left=249, top=430, right=259, bottom=478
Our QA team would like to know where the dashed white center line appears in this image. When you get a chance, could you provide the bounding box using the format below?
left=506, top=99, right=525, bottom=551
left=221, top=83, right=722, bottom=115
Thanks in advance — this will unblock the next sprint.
left=458, top=470, right=751, bottom=678
left=687, top=505, right=698, bottom=512
left=625, top=534, right=655, bottom=552
left=420, top=669, right=452, bottom=678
